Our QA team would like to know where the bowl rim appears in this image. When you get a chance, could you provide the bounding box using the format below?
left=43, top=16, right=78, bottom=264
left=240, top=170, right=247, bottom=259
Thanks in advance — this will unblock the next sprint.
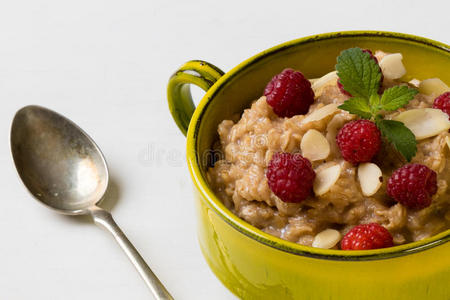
left=186, top=30, right=450, bottom=261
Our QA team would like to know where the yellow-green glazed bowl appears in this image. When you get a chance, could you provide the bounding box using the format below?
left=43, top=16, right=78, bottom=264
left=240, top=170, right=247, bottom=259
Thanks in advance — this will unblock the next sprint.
left=167, top=31, right=450, bottom=300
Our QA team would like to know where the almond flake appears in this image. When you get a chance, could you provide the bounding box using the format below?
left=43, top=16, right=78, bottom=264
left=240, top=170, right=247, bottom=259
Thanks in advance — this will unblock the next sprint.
left=302, top=103, right=338, bottom=124
left=311, top=71, right=338, bottom=95
left=358, top=163, right=383, bottom=196
left=301, top=129, right=330, bottom=161
left=312, top=229, right=341, bottom=249
left=313, top=165, right=341, bottom=196
left=393, top=108, right=450, bottom=140
left=379, top=53, right=406, bottom=80
left=418, top=78, right=450, bottom=96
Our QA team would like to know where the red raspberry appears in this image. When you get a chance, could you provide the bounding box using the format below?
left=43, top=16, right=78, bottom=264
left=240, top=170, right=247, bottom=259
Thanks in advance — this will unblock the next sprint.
left=387, top=164, right=437, bottom=209
left=336, top=120, right=381, bottom=164
left=266, top=153, right=315, bottom=203
left=432, top=91, right=450, bottom=119
left=341, top=223, right=393, bottom=250
left=264, top=68, right=315, bottom=117
left=337, top=49, right=384, bottom=96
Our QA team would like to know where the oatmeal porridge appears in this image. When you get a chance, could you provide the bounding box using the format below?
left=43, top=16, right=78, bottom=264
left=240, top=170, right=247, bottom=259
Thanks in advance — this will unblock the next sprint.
left=207, top=48, right=450, bottom=249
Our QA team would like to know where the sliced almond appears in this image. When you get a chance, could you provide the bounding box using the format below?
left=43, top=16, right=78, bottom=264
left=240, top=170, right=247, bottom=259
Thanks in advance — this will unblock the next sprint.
left=418, top=78, right=450, bottom=96
left=379, top=53, right=406, bottom=80
left=302, top=103, right=338, bottom=124
left=313, top=164, right=341, bottom=196
left=358, top=163, right=383, bottom=196
left=374, top=50, right=388, bottom=62
left=301, top=129, right=330, bottom=161
left=393, top=108, right=450, bottom=140
left=309, top=78, right=318, bottom=85
left=408, top=78, right=421, bottom=88
left=311, top=71, right=338, bottom=94
left=312, top=229, right=341, bottom=249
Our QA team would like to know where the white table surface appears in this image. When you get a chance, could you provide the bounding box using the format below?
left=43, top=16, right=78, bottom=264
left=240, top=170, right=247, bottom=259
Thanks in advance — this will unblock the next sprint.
left=0, top=1, right=448, bottom=299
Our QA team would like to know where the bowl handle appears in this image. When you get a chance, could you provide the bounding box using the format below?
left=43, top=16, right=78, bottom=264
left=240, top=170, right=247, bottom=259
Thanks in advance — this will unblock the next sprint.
left=167, top=60, right=224, bottom=136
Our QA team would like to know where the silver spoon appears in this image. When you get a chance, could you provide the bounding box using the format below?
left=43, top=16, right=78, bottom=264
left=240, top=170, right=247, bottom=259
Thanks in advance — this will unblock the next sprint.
left=10, top=105, right=173, bottom=300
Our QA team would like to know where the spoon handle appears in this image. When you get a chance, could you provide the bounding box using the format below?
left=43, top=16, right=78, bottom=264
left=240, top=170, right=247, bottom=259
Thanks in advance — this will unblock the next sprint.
left=90, top=207, right=174, bottom=300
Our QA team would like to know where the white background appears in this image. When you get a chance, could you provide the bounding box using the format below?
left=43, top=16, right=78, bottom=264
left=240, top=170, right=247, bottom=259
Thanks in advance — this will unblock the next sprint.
left=0, top=1, right=448, bottom=299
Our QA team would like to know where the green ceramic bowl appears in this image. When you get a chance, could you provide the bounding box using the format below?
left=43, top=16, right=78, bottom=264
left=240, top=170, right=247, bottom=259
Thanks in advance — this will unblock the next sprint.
left=167, top=31, right=450, bottom=299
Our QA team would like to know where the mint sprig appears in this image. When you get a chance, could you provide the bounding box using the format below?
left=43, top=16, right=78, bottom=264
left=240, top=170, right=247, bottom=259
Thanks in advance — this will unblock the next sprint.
left=336, top=48, right=418, bottom=161
left=336, top=48, right=382, bottom=98
left=380, top=85, right=418, bottom=111
left=338, top=97, right=372, bottom=119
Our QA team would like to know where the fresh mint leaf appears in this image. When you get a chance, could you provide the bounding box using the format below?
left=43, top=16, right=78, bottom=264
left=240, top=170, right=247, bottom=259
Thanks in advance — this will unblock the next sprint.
left=336, top=48, right=382, bottom=99
left=375, top=118, right=417, bottom=161
left=380, top=86, right=418, bottom=111
left=338, top=97, right=372, bottom=119
left=369, top=94, right=381, bottom=113
left=335, top=47, right=418, bottom=161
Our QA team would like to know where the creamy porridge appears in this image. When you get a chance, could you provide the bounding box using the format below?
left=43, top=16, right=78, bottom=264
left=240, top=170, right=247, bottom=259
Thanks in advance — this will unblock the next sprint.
left=207, top=49, right=450, bottom=249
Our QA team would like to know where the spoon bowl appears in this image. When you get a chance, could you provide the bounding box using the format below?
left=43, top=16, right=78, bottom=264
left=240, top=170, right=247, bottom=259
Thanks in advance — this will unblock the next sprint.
left=11, top=105, right=108, bottom=214
left=10, top=105, right=172, bottom=300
